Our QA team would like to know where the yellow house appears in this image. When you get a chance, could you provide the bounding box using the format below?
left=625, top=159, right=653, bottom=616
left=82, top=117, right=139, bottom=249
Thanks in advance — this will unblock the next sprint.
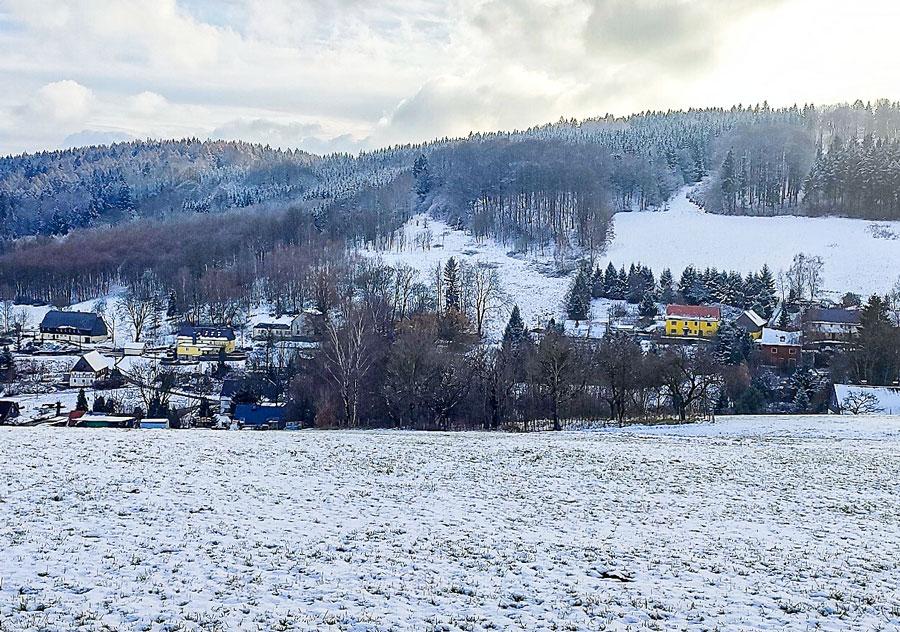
left=665, top=304, right=721, bottom=338
left=176, top=325, right=236, bottom=358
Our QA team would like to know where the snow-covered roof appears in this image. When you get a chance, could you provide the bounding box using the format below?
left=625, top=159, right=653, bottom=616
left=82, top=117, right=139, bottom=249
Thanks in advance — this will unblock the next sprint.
left=72, top=350, right=113, bottom=373
left=742, top=310, right=767, bottom=327
left=758, top=328, right=801, bottom=347
left=123, top=341, right=145, bottom=350
left=833, top=384, right=900, bottom=414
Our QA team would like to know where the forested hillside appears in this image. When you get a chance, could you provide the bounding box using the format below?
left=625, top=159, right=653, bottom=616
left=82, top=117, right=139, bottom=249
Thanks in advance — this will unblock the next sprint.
left=0, top=139, right=319, bottom=237
left=2, top=99, right=900, bottom=304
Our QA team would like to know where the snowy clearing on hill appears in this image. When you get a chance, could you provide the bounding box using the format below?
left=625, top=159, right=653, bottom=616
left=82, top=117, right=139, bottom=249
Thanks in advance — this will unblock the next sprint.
left=361, top=187, right=900, bottom=338
left=2, top=416, right=899, bottom=630
left=604, top=188, right=900, bottom=297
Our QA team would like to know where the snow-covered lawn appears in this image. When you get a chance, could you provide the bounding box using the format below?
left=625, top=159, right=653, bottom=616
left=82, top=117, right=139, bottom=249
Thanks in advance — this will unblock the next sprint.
left=2, top=416, right=899, bottom=630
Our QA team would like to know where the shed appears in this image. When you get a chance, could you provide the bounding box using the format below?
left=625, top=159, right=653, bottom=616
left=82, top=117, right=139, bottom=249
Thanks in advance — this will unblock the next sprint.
left=233, top=404, right=286, bottom=429
left=123, top=342, right=146, bottom=356
left=139, top=418, right=169, bottom=429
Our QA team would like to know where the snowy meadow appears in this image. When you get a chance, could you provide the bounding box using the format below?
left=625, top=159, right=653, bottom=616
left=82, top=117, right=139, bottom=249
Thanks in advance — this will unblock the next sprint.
left=1, top=417, right=899, bottom=630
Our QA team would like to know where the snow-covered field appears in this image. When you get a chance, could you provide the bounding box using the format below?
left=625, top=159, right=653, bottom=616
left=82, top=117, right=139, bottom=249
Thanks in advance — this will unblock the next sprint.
left=2, top=416, right=899, bottom=630
left=605, top=188, right=900, bottom=296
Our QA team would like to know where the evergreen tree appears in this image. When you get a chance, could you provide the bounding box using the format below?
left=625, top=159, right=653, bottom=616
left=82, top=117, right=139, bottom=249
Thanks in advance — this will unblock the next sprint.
left=757, top=265, right=777, bottom=317
left=720, top=148, right=737, bottom=212
left=92, top=395, right=106, bottom=413
left=565, top=266, right=591, bottom=321
left=638, top=293, right=658, bottom=318
left=591, top=265, right=605, bottom=299
left=412, top=154, right=431, bottom=201
left=502, top=305, right=529, bottom=350
left=679, top=266, right=699, bottom=303
left=615, top=266, right=628, bottom=300
left=658, top=268, right=676, bottom=303
left=76, top=388, right=89, bottom=411
left=716, top=321, right=753, bottom=365
left=444, top=258, right=461, bottom=313
left=602, top=263, right=618, bottom=298
left=777, top=305, right=791, bottom=329
left=792, top=388, right=811, bottom=414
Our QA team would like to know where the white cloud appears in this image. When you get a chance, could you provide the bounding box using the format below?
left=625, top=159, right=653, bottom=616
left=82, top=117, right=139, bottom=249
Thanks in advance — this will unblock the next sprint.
left=33, top=80, right=94, bottom=123
left=0, top=0, right=897, bottom=155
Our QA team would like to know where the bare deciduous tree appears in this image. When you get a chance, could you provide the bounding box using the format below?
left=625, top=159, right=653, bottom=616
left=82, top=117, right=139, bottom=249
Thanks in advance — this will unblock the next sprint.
left=322, top=310, right=375, bottom=427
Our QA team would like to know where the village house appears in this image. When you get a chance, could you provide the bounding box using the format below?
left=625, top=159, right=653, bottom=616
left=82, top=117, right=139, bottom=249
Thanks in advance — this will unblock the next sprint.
left=252, top=320, right=292, bottom=341
left=175, top=325, right=236, bottom=358
left=735, top=309, right=766, bottom=339
left=803, top=307, right=861, bottom=346
left=0, top=400, right=20, bottom=424
left=40, top=310, right=108, bottom=345
left=664, top=304, right=721, bottom=338
left=757, top=327, right=802, bottom=367
left=69, top=350, right=114, bottom=387
left=291, top=309, right=322, bottom=341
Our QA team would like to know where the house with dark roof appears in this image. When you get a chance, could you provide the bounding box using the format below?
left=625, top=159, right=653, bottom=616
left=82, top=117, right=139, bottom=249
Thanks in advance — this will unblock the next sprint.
left=233, top=403, right=286, bottom=429
left=175, top=325, right=236, bottom=358
left=664, top=304, right=721, bottom=338
left=803, top=308, right=861, bottom=345
left=40, top=311, right=108, bottom=344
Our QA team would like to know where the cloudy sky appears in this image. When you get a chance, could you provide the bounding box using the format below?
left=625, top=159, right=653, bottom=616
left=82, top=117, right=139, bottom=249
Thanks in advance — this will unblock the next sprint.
left=0, top=0, right=897, bottom=155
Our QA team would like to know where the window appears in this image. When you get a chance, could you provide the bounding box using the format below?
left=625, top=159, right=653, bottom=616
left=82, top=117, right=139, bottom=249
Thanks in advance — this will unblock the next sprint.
left=771, top=348, right=777, bottom=354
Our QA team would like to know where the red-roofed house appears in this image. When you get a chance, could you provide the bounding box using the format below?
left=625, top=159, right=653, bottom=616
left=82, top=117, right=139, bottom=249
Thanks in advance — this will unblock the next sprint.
left=665, top=304, right=721, bottom=338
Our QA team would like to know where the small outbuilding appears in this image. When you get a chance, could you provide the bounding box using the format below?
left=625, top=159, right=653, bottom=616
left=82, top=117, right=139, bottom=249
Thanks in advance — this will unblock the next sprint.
left=735, top=309, right=766, bottom=339
left=233, top=404, right=286, bottom=430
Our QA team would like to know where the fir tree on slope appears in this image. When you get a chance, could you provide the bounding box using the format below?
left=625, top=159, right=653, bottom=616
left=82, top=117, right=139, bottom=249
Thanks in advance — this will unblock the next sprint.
left=602, top=263, right=618, bottom=298
left=444, top=258, right=461, bottom=313
left=502, top=305, right=529, bottom=351
left=792, top=388, right=811, bottom=414
left=658, top=268, right=676, bottom=303
left=565, top=265, right=592, bottom=322
left=638, top=293, right=658, bottom=318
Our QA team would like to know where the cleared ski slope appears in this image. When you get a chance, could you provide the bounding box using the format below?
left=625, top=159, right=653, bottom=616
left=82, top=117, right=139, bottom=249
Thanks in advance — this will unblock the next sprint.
left=603, top=187, right=900, bottom=297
